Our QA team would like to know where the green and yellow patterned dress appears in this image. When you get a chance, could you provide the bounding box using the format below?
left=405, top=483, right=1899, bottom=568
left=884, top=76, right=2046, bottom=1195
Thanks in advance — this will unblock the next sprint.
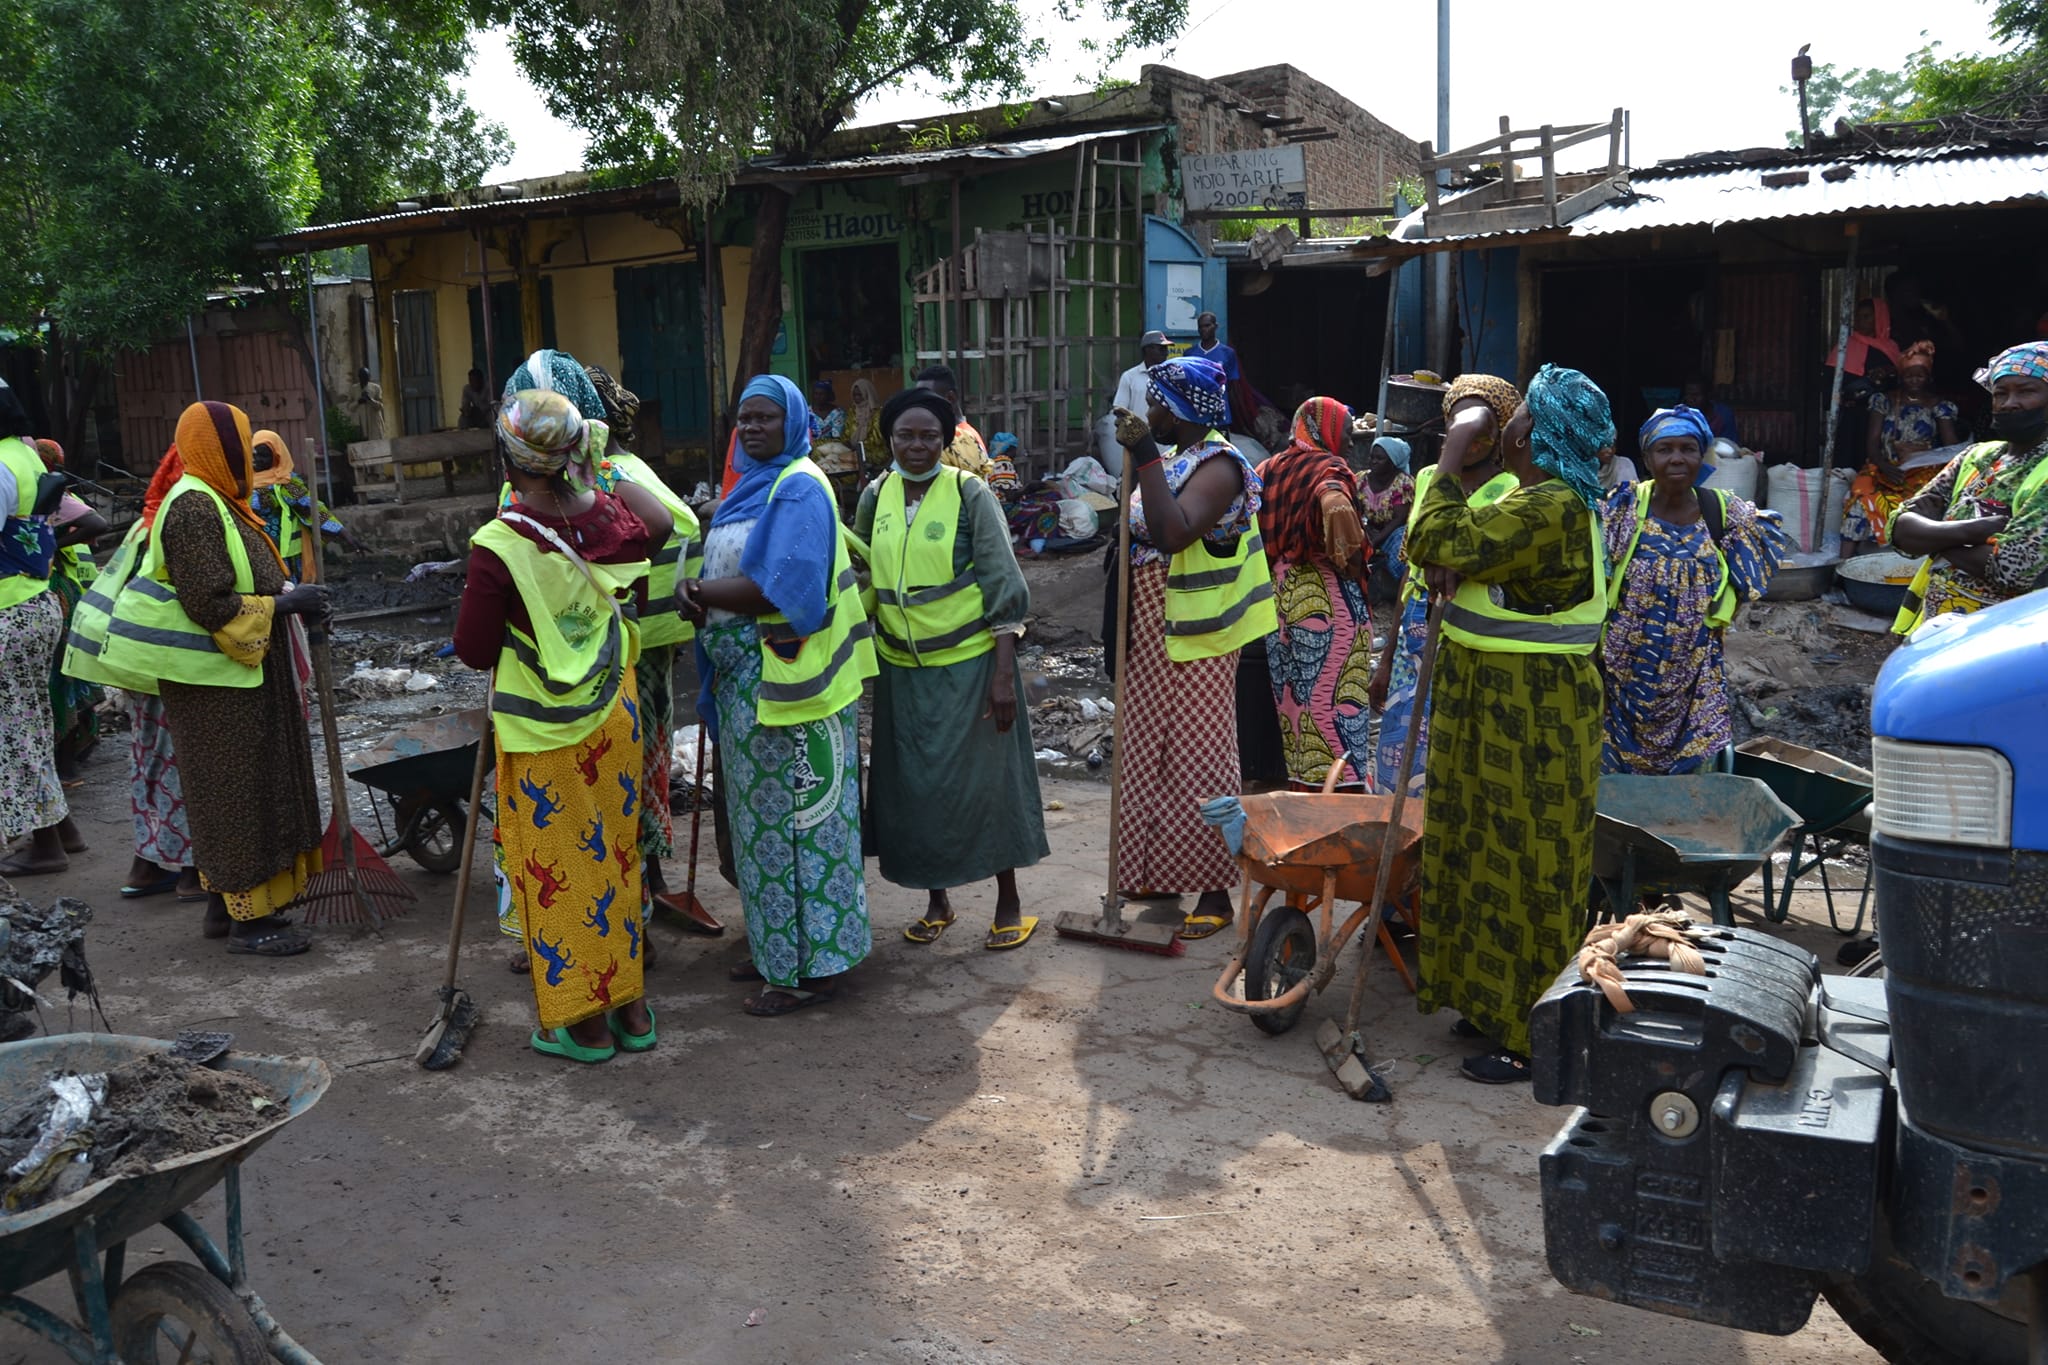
left=1405, top=473, right=1602, bottom=1056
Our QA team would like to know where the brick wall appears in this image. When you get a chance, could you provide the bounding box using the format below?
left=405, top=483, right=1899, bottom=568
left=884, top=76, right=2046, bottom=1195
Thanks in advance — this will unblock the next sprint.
left=1143, top=63, right=1423, bottom=216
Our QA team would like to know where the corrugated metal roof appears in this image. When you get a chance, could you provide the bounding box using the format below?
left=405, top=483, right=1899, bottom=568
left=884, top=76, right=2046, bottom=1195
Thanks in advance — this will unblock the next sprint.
left=265, top=124, right=1162, bottom=251
left=1377, top=143, right=2048, bottom=253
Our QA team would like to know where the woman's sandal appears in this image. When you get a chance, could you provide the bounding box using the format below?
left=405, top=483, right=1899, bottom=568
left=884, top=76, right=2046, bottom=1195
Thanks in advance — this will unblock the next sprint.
left=119, top=874, right=180, bottom=900
left=531, top=1027, right=616, bottom=1064
left=1450, top=1017, right=1487, bottom=1041
left=1461, top=1050, right=1530, bottom=1085
left=1177, top=913, right=1233, bottom=941
left=984, top=917, right=1039, bottom=951
left=607, top=1006, right=657, bottom=1053
left=226, top=921, right=311, bottom=957
left=904, top=914, right=956, bottom=945
left=743, top=985, right=834, bottom=1017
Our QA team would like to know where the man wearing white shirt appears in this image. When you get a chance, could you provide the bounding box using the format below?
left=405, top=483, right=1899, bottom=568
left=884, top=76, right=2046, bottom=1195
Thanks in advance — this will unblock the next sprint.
left=1112, top=330, right=1170, bottom=417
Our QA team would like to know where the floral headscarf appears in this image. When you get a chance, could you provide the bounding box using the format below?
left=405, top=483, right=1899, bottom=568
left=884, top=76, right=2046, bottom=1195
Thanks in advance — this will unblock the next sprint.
left=1525, top=365, right=1612, bottom=509
left=497, top=390, right=589, bottom=478
left=1147, top=356, right=1230, bottom=427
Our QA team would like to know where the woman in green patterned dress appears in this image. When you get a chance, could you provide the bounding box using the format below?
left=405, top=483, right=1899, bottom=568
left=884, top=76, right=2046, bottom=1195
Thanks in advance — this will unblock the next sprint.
left=1405, top=364, right=1609, bottom=1084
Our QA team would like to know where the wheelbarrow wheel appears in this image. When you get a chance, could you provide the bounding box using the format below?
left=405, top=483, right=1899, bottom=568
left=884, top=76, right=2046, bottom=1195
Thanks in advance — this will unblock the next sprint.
left=110, top=1261, right=269, bottom=1364
left=403, top=799, right=466, bottom=874
left=1245, top=905, right=1316, bottom=1037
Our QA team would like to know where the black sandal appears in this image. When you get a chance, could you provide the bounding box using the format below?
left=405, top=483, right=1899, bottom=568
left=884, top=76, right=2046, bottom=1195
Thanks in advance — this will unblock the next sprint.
left=1450, top=1017, right=1487, bottom=1041
left=227, top=922, right=312, bottom=957
left=743, top=984, right=834, bottom=1017
left=1461, top=1050, right=1530, bottom=1084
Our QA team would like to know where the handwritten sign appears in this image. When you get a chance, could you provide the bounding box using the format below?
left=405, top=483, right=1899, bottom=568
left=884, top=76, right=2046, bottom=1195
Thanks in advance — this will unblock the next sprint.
left=1182, top=147, right=1307, bottom=212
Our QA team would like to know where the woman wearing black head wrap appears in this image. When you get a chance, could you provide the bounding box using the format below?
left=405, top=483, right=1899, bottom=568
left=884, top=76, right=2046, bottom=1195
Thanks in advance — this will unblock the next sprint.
left=856, top=386, right=1049, bottom=949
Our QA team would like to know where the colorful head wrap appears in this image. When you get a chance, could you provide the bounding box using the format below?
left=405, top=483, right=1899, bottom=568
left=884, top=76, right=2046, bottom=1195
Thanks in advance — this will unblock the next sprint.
left=1284, top=397, right=1352, bottom=457
left=506, top=348, right=605, bottom=421
left=1637, top=405, right=1713, bottom=453
left=1147, top=356, right=1229, bottom=427
left=1525, top=365, right=1612, bottom=509
left=1370, top=436, right=1412, bottom=473
left=880, top=386, right=957, bottom=441
left=1984, top=341, right=2048, bottom=389
left=33, top=439, right=62, bottom=471
left=1443, top=373, right=1521, bottom=431
left=173, top=401, right=285, bottom=572
left=497, top=389, right=588, bottom=477
left=249, top=429, right=293, bottom=489
left=1899, top=340, right=1936, bottom=377
left=584, top=364, right=640, bottom=448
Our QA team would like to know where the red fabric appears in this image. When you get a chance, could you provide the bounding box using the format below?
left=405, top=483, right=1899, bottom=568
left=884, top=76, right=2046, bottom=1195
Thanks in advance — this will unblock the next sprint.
left=141, top=448, right=186, bottom=529
left=1258, top=397, right=1359, bottom=568
left=454, top=490, right=651, bottom=670
left=1113, top=562, right=1241, bottom=894
left=1828, top=296, right=1903, bottom=377
left=720, top=430, right=742, bottom=498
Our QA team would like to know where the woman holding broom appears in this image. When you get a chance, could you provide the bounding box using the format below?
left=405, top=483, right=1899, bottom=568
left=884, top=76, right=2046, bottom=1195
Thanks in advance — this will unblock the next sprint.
left=100, top=402, right=328, bottom=955
left=454, top=389, right=668, bottom=1061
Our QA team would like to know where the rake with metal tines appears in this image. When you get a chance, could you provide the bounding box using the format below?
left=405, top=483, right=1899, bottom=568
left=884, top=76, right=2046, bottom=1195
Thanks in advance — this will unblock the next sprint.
left=290, top=512, right=415, bottom=926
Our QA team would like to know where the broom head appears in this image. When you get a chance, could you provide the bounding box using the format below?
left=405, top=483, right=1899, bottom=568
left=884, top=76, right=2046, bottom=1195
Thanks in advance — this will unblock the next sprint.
left=415, top=986, right=480, bottom=1070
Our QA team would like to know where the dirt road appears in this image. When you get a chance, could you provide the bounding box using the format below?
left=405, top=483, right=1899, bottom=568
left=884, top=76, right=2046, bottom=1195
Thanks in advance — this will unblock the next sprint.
left=0, top=756, right=1892, bottom=1365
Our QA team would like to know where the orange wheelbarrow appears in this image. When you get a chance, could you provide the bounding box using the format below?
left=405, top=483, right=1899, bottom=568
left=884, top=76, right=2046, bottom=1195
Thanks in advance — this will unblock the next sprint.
left=1210, top=762, right=1425, bottom=1036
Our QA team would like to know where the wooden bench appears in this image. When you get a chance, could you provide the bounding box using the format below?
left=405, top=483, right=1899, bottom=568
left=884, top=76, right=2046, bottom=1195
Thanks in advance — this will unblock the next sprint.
left=347, top=430, right=495, bottom=504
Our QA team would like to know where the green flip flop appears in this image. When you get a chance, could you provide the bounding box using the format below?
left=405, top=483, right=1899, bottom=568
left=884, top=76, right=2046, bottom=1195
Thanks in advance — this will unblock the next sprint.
left=607, top=1006, right=657, bottom=1053
left=531, top=1026, right=616, bottom=1064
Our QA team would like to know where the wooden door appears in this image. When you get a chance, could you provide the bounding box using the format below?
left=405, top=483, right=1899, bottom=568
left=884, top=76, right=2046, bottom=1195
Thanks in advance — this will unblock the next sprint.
left=394, top=290, right=440, bottom=435
left=615, top=262, right=709, bottom=446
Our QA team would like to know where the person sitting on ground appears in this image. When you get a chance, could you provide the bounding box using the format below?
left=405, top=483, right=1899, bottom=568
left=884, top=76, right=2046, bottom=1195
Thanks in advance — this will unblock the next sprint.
left=1889, top=340, right=2048, bottom=635
left=455, top=389, right=665, bottom=1060
left=1844, top=340, right=1959, bottom=555
left=1601, top=405, right=1787, bottom=776
left=809, top=380, right=846, bottom=441
left=913, top=365, right=992, bottom=479
left=459, top=368, right=494, bottom=430
left=859, top=386, right=1048, bottom=950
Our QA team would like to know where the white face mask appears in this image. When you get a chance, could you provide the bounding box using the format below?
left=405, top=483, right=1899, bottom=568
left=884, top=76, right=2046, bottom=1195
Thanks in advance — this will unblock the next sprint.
left=892, top=460, right=942, bottom=484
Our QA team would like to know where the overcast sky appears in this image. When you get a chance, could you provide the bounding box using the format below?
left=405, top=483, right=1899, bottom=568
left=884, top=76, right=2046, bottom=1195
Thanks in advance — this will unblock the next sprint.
left=464, top=0, right=2007, bottom=182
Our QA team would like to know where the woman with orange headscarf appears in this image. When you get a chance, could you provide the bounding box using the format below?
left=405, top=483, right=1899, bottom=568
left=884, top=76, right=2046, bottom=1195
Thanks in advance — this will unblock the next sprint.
left=105, top=402, right=329, bottom=953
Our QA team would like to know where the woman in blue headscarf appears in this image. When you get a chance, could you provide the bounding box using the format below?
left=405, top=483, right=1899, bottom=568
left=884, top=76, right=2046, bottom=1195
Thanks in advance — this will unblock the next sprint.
left=1105, top=355, right=1272, bottom=940
left=1600, top=405, right=1786, bottom=775
left=1405, top=364, right=1609, bottom=1084
left=679, top=375, right=875, bottom=1015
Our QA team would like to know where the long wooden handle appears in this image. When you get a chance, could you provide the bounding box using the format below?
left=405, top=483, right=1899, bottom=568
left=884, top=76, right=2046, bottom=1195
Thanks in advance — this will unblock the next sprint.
left=303, top=517, right=375, bottom=922
left=441, top=708, right=495, bottom=993
left=1103, top=446, right=1137, bottom=910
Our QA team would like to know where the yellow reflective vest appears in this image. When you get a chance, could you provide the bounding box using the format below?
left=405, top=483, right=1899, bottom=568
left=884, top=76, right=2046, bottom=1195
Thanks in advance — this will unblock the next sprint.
left=1438, top=488, right=1609, bottom=655
left=1890, top=442, right=2048, bottom=636
left=473, top=515, right=646, bottom=753
left=100, top=479, right=263, bottom=689
left=1611, top=483, right=1736, bottom=630
left=868, top=466, right=994, bottom=668
left=0, top=436, right=51, bottom=613
left=756, top=459, right=877, bottom=727
left=1153, top=433, right=1278, bottom=662
left=1399, top=466, right=1516, bottom=606
left=63, top=521, right=154, bottom=693
left=608, top=450, right=702, bottom=649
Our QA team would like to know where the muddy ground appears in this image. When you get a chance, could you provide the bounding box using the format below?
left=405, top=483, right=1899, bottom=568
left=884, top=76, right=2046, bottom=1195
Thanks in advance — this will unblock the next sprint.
left=0, top=551, right=1903, bottom=1363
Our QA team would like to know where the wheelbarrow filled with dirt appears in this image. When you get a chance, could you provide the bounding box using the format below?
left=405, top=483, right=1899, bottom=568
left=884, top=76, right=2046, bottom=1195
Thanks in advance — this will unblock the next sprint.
left=1210, top=786, right=1425, bottom=1036
left=1593, top=773, right=1800, bottom=928
left=0, top=1033, right=331, bottom=1363
left=347, top=707, right=490, bottom=873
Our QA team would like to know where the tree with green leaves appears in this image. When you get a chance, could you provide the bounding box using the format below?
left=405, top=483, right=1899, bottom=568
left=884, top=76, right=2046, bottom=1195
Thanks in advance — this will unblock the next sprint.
left=0, top=0, right=508, bottom=469
left=509, top=0, right=1191, bottom=403
left=1790, top=3, right=2048, bottom=145
left=1786, top=56, right=1920, bottom=144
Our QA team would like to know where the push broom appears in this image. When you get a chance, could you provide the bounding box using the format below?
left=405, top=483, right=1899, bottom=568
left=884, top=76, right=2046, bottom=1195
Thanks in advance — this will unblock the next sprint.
left=293, top=506, right=416, bottom=925
left=1054, top=428, right=1184, bottom=956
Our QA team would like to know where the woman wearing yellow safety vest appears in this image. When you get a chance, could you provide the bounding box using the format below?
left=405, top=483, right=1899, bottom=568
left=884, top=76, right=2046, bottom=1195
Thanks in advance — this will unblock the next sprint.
left=247, top=430, right=356, bottom=563
left=1599, top=405, right=1786, bottom=776
left=454, top=388, right=670, bottom=1062
left=857, top=386, right=1048, bottom=950
left=0, top=379, right=77, bottom=878
left=1407, top=364, right=1610, bottom=1084
left=1107, top=354, right=1276, bottom=942
left=100, top=402, right=330, bottom=955
left=1889, top=340, right=2048, bottom=634
left=679, top=375, right=876, bottom=1016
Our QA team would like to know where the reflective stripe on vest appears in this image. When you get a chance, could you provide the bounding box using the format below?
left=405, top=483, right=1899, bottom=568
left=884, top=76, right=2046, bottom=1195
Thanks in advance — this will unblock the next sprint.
left=472, top=517, right=645, bottom=752
left=1399, top=466, right=1517, bottom=606
left=100, top=479, right=262, bottom=688
left=756, top=459, right=878, bottom=726
left=0, top=437, right=50, bottom=612
left=610, top=451, right=702, bottom=649
left=870, top=467, right=993, bottom=668
left=1439, top=493, right=1609, bottom=655
left=1891, top=443, right=2048, bottom=636
left=62, top=521, right=157, bottom=693
left=1611, top=483, right=1735, bottom=630
left=1162, top=521, right=1279, bottom=662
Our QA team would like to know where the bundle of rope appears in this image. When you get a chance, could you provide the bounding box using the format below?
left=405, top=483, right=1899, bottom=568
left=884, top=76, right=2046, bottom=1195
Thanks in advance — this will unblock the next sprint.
left=1577, top=909, right=1711, bottom=1014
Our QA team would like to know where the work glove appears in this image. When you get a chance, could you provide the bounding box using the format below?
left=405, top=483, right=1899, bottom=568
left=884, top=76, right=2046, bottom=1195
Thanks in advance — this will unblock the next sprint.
left=1111, top=407, right=1164, bottom=472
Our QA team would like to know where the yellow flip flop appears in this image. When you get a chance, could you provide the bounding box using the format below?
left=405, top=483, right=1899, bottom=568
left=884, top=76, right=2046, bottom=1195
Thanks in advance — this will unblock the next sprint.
left=984, top=916, right=1040, bottom=951
left=905, top=915, right=956, bottom=944
left=1177, top=913, right=1233, bottom=941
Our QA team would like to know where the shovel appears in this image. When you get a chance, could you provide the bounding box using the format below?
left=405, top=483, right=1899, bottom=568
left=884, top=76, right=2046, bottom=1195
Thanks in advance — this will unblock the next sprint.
left=1316, top=595, right=1447, bottom=1102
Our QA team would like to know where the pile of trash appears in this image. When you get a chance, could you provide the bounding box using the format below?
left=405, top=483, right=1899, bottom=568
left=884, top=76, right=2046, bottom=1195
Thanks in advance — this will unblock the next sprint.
left=0, top=1055, right=283, bottom=1211
left=1030, top=694, right=1115, bottom=770
left=0, top=888, right=97, bottom=1043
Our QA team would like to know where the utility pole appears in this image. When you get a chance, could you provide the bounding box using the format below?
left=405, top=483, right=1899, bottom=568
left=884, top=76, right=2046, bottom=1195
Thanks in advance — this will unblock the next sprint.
left=1430, top=0, right=1454, bottom=375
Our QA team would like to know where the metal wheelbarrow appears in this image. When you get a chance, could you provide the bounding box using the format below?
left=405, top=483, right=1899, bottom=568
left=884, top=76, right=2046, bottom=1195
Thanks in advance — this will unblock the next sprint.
left=0, top=1033, right=331, bottom=1364
left=1210, top=767, right=1425, bottom=1037
left=1732, top=736, right=1876, bottom=934
left=1593, top=773, right=1801, bottom=928
left=347, top=708, right=491, bottom=874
